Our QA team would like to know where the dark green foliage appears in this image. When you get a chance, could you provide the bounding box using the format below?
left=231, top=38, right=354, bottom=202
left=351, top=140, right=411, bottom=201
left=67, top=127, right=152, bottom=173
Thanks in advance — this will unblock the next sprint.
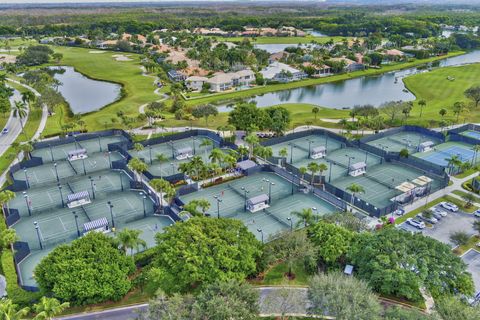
left=16, top=45, right=54, bottom=66
left=34, top=232, right=136, bottom=305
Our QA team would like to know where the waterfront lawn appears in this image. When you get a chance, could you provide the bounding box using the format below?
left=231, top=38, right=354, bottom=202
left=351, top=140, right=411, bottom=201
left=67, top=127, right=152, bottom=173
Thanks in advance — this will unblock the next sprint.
left=49, top=46, right=159, bottom=133
left=404, top=63, right=480, bottom=125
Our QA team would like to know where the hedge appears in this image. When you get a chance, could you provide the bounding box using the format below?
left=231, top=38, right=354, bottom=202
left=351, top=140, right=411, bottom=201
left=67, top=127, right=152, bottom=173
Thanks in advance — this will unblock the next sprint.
left=134, top=247, right=156, bottom=268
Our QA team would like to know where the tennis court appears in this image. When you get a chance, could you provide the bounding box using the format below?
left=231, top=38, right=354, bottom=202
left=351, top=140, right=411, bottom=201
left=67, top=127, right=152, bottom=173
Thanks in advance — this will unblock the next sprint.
left=367, top=131, right=442, bottom=153
left=179, top=172, right=336, bottom=240
left=461, top=130, right=480, bottom=141
left=124, top=215, right=174, bottom=250
left=12, top=151, right=124, bottom=187
left=31, top=135, right=127, bottom=163
left=414, top=142, right=477, bottom=167
left=129, top=135, right=218, bottom=176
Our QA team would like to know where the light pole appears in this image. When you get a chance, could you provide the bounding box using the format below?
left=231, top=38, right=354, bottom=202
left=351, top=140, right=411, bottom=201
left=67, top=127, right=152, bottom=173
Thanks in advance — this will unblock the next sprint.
left=107, top=201, right=115, bottom=228
left=23, top=168, right=30, bottom=189
left=257, top=228, right=264, bottom=243
left=170, top=140, right=175, bottom=159
left=73, top=211, right=80, bottom=237
left=119, top=171, right=124, bottom=191
left=23, top=191, right=31, bottom=216
left=288, top=172, right=296, bottom=195
left=81, top=157, right=87, bottom=175
left=364, top=150, right=368, bottom=164
left=54, top=162, right=59, bottom=182
left=58, top=183, right=64, bottom=207
left=325, top=135, right=328, bottom=150
left=149, top=145, right=153, bottom=164
left=213, top=195, right=222, bottom=218
left=108, top=151, right=112, bottom=168
left=89, top=176, right=95, bottom=199
left=34, top=221, right=43, bottom=250
left=140, top=192, right=147, bottom=217
left=345, top=155, right=355, bottom=176
left=312, top=207, right=318, bottom=221
left=171, top=162, right=175, bottom=175
left=286, top=217, right=293, bottom=232
left=328, top=161, right=336, bottom=183
left=193, top=137, right=197, bottom=155
left=288, top=143, right=295, bottom=164
left=98, top=135, right=102, bottom=152
left=241, top=187, right=249, bottom=211
left=307, top=139, right=313, bottom=158
left=263, top=178, right=275, bottom=204
left=49, top=144, right=54, bottom=162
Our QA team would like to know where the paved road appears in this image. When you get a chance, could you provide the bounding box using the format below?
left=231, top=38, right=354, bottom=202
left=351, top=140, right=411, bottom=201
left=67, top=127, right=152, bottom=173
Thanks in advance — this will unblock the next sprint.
left=57, top=304, right=148, bottom=320
left=0, top=88, right=28, bottom=157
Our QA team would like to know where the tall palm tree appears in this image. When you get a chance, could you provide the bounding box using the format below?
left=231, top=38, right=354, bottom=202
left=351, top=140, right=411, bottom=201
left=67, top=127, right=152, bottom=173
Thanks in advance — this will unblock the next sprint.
left=33, top=297, right=70, bottom=320
left=418, top=99, right=426, bottom=118
left=116, top=228, right=147, bottom=255
left=0, top=299, right=29, bottom=320
left=150, top=178, right=173, bottom=209
left=318, top=163, right=328, bottom=185
left=0, top=228, right=17, bottom=249
left=21, top=91, right=36, bottom=106
left=178, top=162, right=195, bottom=178
left=199, top=139, right=213, bottom=160
left=127, top=157, right=148, bottom=182
left=208, top=162, right=221, bottom=182
left=299, top=166, right=307, bottom=183
left=237, top=145, right=249, bottom=160
left=189, top=155, right=205, bottom=179
left=346, top=183, right=365, bottom=205
left=445, top=155, right=462, bottom=175
left=278, top=147, right=288, bottom=159
left=0, top=190, right=16, bottom=216
left=244, top=133, right=259, bottom=158
left=292, top=208, right=316, bottom=227
left=223, top=154, right=237, bottom=172
left=312, top=106, right=319, bottom=121
left=307, top=162, right=320, bottom=185
left=472, top=145, right=480, bottom=166
left=19, top=143, right=33, bottom=160
left=12, top=100, right=28, bottom=138
left=133, top=143, right=144, bottom=152
left=155, top=153, right=168, bottom=178
left=209, top=148, right=224, bottom=166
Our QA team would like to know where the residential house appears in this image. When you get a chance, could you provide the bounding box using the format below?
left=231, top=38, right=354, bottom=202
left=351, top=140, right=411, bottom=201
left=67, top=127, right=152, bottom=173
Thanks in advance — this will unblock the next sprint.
left=260, top=62, right=307, bottom=83
left=383, top=49, right=405, bottom=62
left=329, top=57, right=365, bottom=72
left=269, top=51, right=290, bottom=64
left=185, top=76, right=208, bottom=91
left=206, top=69, right=255, bottom=92
left=302, top=62, right=332, bottom=77
left=168, top=70, right=186, bottom=82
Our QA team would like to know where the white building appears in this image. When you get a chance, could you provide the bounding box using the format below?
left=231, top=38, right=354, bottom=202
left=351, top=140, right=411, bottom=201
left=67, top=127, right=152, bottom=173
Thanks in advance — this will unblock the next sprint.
left=205, top=69, right=255, bottom=93
left=185, top=76, right=208, bottom=91
left=260, top=62, right=307, bottom=83
left=349, top=162, right=367, bottom=177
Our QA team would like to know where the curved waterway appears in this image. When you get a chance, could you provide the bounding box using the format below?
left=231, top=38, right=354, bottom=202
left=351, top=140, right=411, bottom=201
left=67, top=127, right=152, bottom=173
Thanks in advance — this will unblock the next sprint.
left=217, top=50, right=480, bottom=112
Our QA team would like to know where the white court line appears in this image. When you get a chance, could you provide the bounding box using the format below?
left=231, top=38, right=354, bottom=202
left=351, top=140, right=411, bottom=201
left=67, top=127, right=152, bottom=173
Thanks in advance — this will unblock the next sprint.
left=46, top=190, right=54, bottom=203
left=125, top=197, right=135, bottom=210
left=31, top=170, right=39, bottom=183
left=105, top=175, right=115, bottom=189
left=58, top=216, right=68, bottom=232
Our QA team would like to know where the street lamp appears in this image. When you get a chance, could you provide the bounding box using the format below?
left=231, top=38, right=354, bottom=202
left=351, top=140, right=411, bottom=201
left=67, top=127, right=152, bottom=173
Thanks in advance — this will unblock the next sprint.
left=34, top=221, right=43, bottom=250
left=257, top=228, right=264, bottom=243
left=307, top=139, right=313, bottom=158
left=287, top=217, right=293, bottom=232
left=170, top=140, right=175, bottom=159
left=262, top=178, right=275, bottom=204
left=288, top=143, right=295, bottom=164
left=328, top=161, right=336, bottom=183
left=364, top=150, right=369, bottom=164
left=108, top=151, right=112, bottom=169
left=22, top=191, right=31, bottom=216
left=54, top=162, right=59, bottom=182
left=23, top=168, right=29, bottom=189
left=213, top=195, right=222, bottom=218
left=98, top=135, right=103, bottom=152
left=81, top=157, right=87, bottom=175
left=289, top=172, right=296, bottom=195
left=193, top=137, right=197, bottom=155
left=312, top=207, right=318, bottom=221
left=149, top=145, right=153, bottom=164
left=89, top=176, right=95, bottom=200
left=140, top=192, right=147, bottom=217
left=345, top=155, right=355, bottom=176
left=58, top=183, right=64, bottom=207
left=241, top=187, right=249, bottom=211
left=119, top=170, right=124, bottom=191
left=49, top=144, right=54, bottom=162
left=170, top=162, right=175, bottom=175
left=107, top=201, right=115, bottom=228
left=73, top=211, right=80, bottom=237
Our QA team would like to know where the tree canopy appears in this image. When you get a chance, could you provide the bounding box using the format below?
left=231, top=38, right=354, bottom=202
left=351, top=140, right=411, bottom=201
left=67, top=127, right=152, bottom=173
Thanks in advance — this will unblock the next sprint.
left=34, top=232, right=135, bottom=305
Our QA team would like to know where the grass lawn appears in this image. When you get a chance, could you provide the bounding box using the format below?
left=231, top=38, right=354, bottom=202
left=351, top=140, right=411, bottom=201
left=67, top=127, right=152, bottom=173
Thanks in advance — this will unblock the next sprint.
left=455, top=235, right=480, bottom=256
left=185, top=51, right=464, bottom=107
left=47, top=46, right=160, bottom=133
left=452, top=190, right=480, bottom=204
left=251, top=261, right=310, bottom=287
left=404, top=62, right=480, bottom=126
left=207, top=35, right=349, bottom=45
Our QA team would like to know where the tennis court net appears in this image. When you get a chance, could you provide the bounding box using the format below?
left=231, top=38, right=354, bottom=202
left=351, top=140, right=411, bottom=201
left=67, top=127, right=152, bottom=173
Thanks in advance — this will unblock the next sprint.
left=387, top=136, right=409, bottom=146
left=67, top=159, right=78, bottom=175
left=364, top=173, right=396, bottom=189
left=263, top=208, right=291, bottom=229
left=434, top=149, right=470, bottom=162
left=227, top=184, right=246, bottom=198
left=291, top=143, right=309, bottom=153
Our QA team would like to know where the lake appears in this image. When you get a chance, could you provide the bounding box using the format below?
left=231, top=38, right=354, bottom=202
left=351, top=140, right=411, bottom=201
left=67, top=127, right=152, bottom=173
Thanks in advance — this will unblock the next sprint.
left=217, top=50, right=480, bottom=111
left=50, top=66, right=121, bottom=114
left=254, top=43, right=310, bottom=54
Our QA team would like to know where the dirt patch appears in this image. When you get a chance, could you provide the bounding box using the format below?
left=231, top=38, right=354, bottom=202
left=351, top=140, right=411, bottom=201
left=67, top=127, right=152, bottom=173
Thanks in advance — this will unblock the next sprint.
left=112, top=54, right=133, bottom=61
left=89, top=50, right=105, bottom=54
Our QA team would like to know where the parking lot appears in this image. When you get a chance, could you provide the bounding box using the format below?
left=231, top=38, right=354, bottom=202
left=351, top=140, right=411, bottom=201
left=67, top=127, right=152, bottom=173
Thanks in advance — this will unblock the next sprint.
left=399, top=203, right=476, bottom=247
left=462, top=249, right=480, bottom=294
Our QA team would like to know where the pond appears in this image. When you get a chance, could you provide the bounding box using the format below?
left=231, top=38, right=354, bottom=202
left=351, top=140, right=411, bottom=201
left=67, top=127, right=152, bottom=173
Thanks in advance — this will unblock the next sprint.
left=50, top=66, right=121, bottom=114
left=254, top=43, right=310, bottom=54
left=216, top=50, right=480, bottom=112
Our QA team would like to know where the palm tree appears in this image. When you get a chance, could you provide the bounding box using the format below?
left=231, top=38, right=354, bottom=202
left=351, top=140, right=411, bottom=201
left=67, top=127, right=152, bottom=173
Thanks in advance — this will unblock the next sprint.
left=127, top=157, right=148, bottom=182
left=299, top=166, right=307, bottom=183
left=338, top=118, right=348, bottom=134
left=155, top=153, right=168, bottom=178
left=19, top=143, right=33, bottom=160
left=452, top=101, right=466, bottom=123
left=472, top=145, right=480, bottom=165
left=312, top=106, right=319, bottom=121
left=418, top=98, right=427, bottom=117
left=244, top=133, right=259, bottom=158
left=199, top=139, right=213, bottom=160
left=346, top=183, right=365, bottom=205
left=133, top=143, right=144, bottom=152
left=12, top=100, right=28, bottom=138
left=0, top=299, right=29, bottom=320
left=237, top=145, right=249, bottom=160
left=33, top=297, right=69, bottom=320
left=307, top=162, right=320, bottom=185
left=0, top=228, right=17, bottom=249
left=278, top=147, right=288, bottom=159
left=439, top=108, right=447, bottom=120
left=0, top=190, right=16, bottom=215
left=445, top=155, right=462, bottom=175
left=292, top=208, right=316, bottom=227
left=21, top=90, right=36, bottom=105
left=150, top=178, right=173, bottom=209
left=189, top=155, right=205, bottom=179
left=209, top=148, right=224, bottom=166
left=223, top=154, right=237, bottom=172
left=318, top=163, right=328, bottom=185
left=116, top=228, right=147, bottom=255
left=399, top=148, right=409, bottom=158
left=178, top=162, right=195, bottom=178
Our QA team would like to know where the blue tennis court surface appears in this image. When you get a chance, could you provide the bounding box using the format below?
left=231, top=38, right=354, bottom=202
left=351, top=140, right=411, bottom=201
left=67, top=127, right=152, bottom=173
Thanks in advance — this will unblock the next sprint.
left=422, top=145, right=474, bottom=166
left=462, top=130, right=480, bottom=141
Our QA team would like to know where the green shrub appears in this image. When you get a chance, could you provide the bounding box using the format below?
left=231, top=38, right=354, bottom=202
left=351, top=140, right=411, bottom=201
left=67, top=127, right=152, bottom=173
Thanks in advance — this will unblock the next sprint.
left=134, top=247, right=156, bottom=267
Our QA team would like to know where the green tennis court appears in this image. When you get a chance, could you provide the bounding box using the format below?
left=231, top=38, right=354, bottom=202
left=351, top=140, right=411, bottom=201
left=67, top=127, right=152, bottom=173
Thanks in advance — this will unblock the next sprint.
left=123, top=215, right=174, bottom=250
left=129, top=135, right=218, bottom=176
left=31, top=135, right=127, bottom=163
left=179, top=172, right=337, bottom=240
left=414, top=141, right=479, bottom=167
left=367, top=131, right=442, bottom=153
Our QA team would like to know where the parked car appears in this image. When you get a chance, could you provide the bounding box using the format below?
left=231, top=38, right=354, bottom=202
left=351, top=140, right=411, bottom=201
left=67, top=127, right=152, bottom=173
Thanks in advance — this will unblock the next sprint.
left=417, top=213, right=438, bottom=224
left=407, top=218, right=426, bottom=229
left=474, top=209, right=480, bottom=217
left=394, top=208, right=405, bottom=216
left=1, top=127, right=8, bottom=135
left=440, top=202, right=459, bottom=212
left=431, top=211, right=444, bottom=220
left=432, top=207, right=448, bottom=217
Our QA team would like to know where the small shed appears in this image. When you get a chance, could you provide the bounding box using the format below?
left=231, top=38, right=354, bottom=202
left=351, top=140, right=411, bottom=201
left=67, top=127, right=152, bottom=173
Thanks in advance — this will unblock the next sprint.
left=175, top=147, right=193, bottom=160
left=236, top=160, right=257, bottom=171
left=349, top=161, right=367, bottom=177
left=344, top=264, right=354, bottom=276
left=83, top=217, right=109, bottom=234
left=310, top=146, right=326, bottom=159
left=417, top=141, right=434, bottom=153
left=67, top=190, right=91, bottom=208
left=246, top=194, right=270, bottom=213
left=67, top=148, right=88, bottom=161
